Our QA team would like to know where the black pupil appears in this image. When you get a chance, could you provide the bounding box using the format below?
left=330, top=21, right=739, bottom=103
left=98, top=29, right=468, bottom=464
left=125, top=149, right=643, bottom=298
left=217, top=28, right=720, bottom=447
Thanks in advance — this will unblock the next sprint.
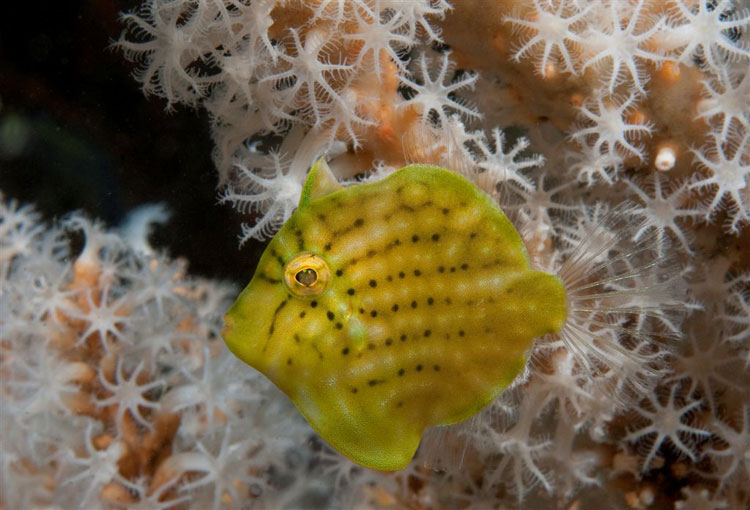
left=295, top=268, right=317, bottom=286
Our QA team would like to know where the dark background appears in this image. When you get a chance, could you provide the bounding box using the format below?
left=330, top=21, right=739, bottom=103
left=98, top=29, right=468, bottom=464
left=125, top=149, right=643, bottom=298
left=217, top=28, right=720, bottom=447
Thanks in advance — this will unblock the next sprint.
left=0, top=1, right=264, bottom=282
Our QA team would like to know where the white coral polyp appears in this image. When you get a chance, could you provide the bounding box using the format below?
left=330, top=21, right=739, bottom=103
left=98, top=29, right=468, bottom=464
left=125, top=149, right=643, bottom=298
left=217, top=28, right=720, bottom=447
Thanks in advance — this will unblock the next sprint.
left=4, top=0, right=748, bottom=506
left=571, top=92, right=653, bottom=162
left=692, top=130, right=750, bottom=232
left=220, top=151, right=305, bottom=244
left=504, top=0, right=593, bottom=77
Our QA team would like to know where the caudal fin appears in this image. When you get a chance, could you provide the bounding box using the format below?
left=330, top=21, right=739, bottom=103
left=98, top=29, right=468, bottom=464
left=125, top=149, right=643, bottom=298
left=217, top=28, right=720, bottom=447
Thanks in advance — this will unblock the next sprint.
left=541, top=203, right=692, bottom=400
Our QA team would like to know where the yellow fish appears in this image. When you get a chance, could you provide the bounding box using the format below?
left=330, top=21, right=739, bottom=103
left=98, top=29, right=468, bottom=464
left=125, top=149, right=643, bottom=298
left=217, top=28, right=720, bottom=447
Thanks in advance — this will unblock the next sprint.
left=222, top=159, right=567, bottom=471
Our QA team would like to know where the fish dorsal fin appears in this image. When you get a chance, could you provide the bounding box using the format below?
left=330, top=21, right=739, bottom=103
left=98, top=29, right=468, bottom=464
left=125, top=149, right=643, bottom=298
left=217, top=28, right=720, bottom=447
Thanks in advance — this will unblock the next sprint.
left=299, top=157, right=343, bottom=207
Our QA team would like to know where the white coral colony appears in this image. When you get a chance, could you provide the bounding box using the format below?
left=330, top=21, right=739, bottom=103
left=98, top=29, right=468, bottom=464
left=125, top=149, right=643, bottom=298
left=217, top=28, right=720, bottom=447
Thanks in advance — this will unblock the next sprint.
left=1, top=0, right=749, bottom=508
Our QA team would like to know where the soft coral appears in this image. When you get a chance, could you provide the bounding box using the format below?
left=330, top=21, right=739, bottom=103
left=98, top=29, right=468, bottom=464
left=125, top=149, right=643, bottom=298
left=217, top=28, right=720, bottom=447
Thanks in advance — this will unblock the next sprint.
left=218, top=150, right=304, bottom=244
left=691, top=129, right=750, bottom=233
left=570, top=92, right=654, bottom=163
left=265, top=26, right=353, bottom=126
left=663, top=0, right=750, bottom=74
left=504, top=0, right=592, bottom=77
left=579, top=0, right=665, bottom=93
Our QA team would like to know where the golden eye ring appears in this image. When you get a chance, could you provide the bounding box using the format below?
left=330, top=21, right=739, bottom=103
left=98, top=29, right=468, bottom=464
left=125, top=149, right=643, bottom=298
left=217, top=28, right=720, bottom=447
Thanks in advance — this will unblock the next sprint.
left=283, top=252, right=330, bottom=297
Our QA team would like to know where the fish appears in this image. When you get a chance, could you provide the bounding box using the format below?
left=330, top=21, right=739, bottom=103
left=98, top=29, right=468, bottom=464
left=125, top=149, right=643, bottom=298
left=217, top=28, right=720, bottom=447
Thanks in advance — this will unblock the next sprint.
left=222, top=158, right=567, bottom=471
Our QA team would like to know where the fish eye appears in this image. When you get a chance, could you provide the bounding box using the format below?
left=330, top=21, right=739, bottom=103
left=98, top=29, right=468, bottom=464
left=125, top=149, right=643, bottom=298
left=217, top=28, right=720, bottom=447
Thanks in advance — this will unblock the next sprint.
left=283, top=252, right=330, bottom=297
left=295, top=268, right=317, bottom=286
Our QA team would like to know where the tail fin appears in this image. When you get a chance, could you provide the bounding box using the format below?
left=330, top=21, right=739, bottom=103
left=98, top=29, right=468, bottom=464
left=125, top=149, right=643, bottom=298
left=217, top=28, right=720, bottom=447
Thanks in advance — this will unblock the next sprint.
left=543, top=203, right=692, bottom=399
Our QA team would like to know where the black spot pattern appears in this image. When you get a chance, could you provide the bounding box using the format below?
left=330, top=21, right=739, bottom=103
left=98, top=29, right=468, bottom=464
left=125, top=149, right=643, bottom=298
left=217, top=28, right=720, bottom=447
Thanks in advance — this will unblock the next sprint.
left=307, top=176, right=528, bottom=418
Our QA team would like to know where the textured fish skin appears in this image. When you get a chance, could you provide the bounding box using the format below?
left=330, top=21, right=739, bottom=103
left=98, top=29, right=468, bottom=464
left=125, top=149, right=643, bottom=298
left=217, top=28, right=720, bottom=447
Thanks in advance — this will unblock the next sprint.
left=223, top=160, right=567, bottom=470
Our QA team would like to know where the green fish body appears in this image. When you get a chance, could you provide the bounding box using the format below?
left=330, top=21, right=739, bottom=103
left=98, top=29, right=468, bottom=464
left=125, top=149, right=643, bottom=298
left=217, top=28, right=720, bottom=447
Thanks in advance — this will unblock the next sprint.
left=222, top=159, right=567, bottom=471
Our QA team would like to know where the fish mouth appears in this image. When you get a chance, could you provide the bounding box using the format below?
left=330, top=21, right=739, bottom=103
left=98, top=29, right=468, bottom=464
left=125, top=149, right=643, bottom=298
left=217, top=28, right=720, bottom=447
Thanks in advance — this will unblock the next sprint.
left=220, top=313, right=233, bottom=340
